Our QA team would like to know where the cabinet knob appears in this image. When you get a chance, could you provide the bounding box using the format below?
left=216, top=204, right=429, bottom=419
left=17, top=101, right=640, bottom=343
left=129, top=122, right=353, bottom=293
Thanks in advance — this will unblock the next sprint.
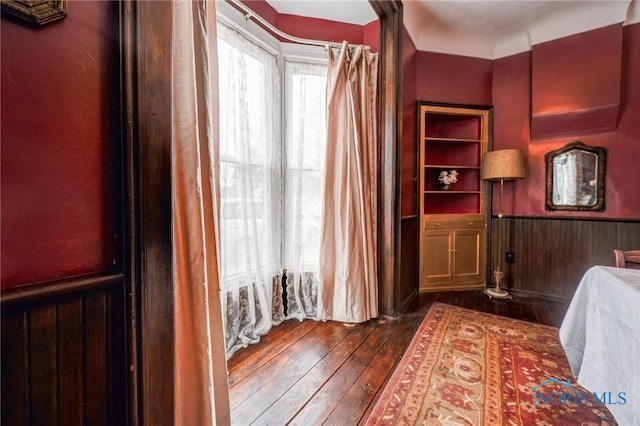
left=450, top=249, right=458, bottom=253
left=469, top=222, right=474, bottom=226
left=435, top=223, right=440, bottom=227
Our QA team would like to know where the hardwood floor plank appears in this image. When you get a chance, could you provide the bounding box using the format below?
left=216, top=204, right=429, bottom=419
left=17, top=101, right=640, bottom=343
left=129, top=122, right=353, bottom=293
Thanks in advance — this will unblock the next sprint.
left=248, top=323, right=377, bottom=426
left=227, top=318, right=300, bottom=370
left=227, top=291, right=570, bottom=425
left=288, top=320, right=398, bottom=425
left=327, top=316, right=423, bottom=426
left=228, top=319, right=320, bottom=387
left=229, top=320, right=348, bottom=411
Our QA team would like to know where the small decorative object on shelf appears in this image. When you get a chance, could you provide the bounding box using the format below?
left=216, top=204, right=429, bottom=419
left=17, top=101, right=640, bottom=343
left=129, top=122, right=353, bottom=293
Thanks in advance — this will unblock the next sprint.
left=438, top=169, right=458, bottom=190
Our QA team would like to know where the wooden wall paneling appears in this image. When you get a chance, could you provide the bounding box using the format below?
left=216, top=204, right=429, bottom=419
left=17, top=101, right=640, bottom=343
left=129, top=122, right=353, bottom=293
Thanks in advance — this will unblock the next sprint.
left=1, top=277, right=126, bottom=425
left=399, top=217, right=419, bottom=311
left=492, top=217, right=640, bottom=300
left=84, top=292, right=109, bottom=425
left=57, top=298, right=84, bottom=425
left=28, top=305, right=58, bottom=425
left=618, top=222, right=640, bottom=252
left=108, top=282, right=128, bottom=424
left=1, top=309, right=28, bottom=426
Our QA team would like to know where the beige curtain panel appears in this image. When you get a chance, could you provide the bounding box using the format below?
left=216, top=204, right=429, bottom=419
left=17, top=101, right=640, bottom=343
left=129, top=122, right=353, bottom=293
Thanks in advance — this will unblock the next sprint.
left=318, top=42, right=379, bottom=324
left=172, top=0, right=230, bottom=424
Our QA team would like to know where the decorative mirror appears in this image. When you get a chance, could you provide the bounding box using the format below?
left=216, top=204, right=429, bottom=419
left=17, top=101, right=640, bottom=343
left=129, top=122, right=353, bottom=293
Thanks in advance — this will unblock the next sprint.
left=545, top=141, right=606, bottom=211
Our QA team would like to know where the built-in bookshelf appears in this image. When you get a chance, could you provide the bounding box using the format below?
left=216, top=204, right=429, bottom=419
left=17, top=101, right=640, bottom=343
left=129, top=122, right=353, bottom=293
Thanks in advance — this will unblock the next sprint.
left=418, top=102, right=491, bottom=292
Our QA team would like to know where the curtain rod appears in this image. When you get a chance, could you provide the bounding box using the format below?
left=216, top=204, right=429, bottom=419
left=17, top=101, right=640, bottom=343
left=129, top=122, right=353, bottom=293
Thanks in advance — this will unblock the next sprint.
left=226, top=0, right=344, bottom=49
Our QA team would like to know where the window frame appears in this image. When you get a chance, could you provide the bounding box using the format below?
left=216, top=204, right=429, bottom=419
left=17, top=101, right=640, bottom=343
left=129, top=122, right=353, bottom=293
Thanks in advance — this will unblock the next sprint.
left=216, top=1, right=328, bottom=279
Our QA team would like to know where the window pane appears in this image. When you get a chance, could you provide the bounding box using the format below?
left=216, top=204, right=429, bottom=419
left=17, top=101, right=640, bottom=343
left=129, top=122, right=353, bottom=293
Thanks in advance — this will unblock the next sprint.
left=284, top=61, right=327, bottom=268
left=217, top=23, right=279, bottom=284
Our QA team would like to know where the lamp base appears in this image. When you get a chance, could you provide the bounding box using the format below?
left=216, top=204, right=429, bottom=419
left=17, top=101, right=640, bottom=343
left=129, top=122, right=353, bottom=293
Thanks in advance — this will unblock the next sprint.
left=485, top=286, right=512, bottom=300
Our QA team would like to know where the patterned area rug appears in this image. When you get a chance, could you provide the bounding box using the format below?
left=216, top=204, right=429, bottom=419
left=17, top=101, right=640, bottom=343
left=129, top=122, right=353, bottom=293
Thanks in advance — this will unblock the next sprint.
left=366, top=303, right=616, bottom=426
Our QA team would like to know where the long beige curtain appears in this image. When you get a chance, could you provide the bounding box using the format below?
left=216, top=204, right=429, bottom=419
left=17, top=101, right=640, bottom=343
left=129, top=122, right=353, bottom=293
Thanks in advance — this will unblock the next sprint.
left=172, top=0, right=230, bottom=424
left=317, top=42, right=379, bottom=323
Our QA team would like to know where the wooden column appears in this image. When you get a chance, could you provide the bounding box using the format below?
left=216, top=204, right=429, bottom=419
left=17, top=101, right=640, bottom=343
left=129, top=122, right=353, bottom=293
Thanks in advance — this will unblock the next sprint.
left=369, top=0, right=403, bottom=316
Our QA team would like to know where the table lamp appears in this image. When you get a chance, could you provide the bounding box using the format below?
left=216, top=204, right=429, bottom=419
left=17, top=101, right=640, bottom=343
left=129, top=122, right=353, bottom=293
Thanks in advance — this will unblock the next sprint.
left=482, top=149, right=525, bottom=299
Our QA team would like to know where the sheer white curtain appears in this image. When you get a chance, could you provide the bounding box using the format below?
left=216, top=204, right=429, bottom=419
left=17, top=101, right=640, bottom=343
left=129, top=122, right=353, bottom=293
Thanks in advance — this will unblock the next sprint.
left=283, top=61, right=327, bottom=320
left=318, top=42, right=379, bottom=323
left=172, top=0, right=229, bottom=424
left=217, top=23, right=283, bottom=358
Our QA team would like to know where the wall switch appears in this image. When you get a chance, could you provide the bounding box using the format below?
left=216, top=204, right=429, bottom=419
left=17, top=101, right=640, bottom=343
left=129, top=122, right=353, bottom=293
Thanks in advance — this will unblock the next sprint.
left=505, top=252, right=515, bottom=263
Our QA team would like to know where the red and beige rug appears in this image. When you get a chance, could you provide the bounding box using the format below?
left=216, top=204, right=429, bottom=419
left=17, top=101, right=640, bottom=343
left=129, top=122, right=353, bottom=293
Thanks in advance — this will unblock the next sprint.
left=366, top=303, right=616, bottom=426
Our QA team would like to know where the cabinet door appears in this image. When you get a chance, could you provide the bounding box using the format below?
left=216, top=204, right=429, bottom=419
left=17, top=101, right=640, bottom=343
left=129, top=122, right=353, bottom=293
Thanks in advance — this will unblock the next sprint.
left=453, top=228, right=483, bottom=284
left=421, top=229, right=454, bottom=289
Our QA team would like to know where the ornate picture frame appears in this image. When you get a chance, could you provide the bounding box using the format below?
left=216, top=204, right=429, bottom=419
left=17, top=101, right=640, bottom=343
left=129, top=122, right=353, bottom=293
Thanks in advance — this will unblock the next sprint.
left=545, top=141, right=606, bottom=212
left=1, top=0, right=67, bottom=26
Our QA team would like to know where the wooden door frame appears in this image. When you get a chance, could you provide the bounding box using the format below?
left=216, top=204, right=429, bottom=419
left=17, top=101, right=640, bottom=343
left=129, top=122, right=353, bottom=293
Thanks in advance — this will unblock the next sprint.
left=120, top=1, right=174, bottom=424
left=369, top=0, right=404, bottom=316
left=120, top=1, right=406, bottom=422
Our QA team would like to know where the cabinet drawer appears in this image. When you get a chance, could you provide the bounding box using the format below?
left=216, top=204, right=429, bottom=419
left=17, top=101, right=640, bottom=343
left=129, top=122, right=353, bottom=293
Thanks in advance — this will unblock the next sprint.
left=423, top=220, right=484, bottom=230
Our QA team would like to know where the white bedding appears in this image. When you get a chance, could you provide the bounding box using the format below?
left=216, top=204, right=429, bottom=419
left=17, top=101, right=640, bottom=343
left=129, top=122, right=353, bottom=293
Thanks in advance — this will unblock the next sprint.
left=559, top=265, right=640, bottom=426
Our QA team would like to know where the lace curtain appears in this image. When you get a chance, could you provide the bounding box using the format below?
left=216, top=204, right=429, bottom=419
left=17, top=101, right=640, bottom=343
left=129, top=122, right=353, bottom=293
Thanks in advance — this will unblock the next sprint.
left=217, top=23, right=283, bottom=358
left=218, top=19, right=329, bottom=357
left=283, top=61, right=327, bottom=320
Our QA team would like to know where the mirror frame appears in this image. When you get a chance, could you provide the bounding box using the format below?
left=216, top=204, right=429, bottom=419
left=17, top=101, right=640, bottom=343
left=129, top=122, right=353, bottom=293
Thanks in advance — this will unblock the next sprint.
left=545, top=141, right=606, bottom=211
left=1, top=0, right=67, bottom=26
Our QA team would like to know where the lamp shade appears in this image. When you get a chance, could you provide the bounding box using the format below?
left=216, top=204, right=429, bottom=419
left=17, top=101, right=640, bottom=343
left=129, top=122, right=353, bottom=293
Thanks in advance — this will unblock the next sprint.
left=482, top=149, right=525, bottom=181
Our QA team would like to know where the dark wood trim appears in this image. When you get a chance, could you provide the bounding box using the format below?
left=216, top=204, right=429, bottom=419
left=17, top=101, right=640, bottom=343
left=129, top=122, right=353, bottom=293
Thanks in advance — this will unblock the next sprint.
left=119, top=1, right=174, bottom=425
left=489, top=214, right=640, bottom=222
left=416, top=100, right=494, bottom=111
left=119, top=1, right=139, bottom=425
left=0, top=271, right=124, bottom=306
left=369, top=0, right=403, bottom=316
left=125, top=1, right=175, bottom=425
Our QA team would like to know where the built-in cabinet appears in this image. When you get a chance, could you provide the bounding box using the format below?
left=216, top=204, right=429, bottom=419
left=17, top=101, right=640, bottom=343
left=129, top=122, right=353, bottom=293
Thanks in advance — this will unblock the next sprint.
left=418, top=102, right=490, bottom=291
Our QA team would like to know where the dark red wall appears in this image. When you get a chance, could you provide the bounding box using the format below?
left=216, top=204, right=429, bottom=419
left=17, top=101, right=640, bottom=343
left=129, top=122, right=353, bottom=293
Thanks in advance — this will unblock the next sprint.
left=415, top=51, right=493, bottom=105
left=409, top=23, right=640, bottom=220
left=1, top=2, right=115, bottom=288
left=493, top=23, right=640, bottom=219
left=363, top=20, right=380, bottom=53
left=401, top=27, right=417, bottom=217
left=531, top=25, right=622, bottom=140
left=241, top=0, right=373, bottom=47
left=407, top=48, right=493, bottom=215
left=278, top=14, right=364, bottom=46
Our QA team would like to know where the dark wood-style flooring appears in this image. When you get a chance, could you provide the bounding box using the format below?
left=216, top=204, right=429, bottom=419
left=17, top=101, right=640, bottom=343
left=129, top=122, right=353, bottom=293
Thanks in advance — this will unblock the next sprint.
left=227, top=290, right=570, bottom=426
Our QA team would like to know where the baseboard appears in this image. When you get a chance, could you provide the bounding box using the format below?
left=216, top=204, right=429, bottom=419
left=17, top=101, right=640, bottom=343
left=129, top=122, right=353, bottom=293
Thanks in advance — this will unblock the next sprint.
left=508, top=288, right=572, bottom=303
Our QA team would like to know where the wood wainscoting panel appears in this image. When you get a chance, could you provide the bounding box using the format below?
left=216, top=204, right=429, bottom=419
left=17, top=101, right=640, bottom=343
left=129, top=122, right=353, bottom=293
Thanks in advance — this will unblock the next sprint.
left=1, top=276, right=126, bottom=426
left=489, top=217, right=640, bottom=300
left=1, top=309, right=29, bottom=425
left=399, top=216, right=419, bottom=312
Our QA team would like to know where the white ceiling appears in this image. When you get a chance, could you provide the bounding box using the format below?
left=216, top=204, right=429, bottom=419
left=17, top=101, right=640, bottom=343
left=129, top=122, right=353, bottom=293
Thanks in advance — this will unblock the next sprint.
left=265, top=0, right=378, bottom=25
left=265, top=0, right=640, bottom=59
